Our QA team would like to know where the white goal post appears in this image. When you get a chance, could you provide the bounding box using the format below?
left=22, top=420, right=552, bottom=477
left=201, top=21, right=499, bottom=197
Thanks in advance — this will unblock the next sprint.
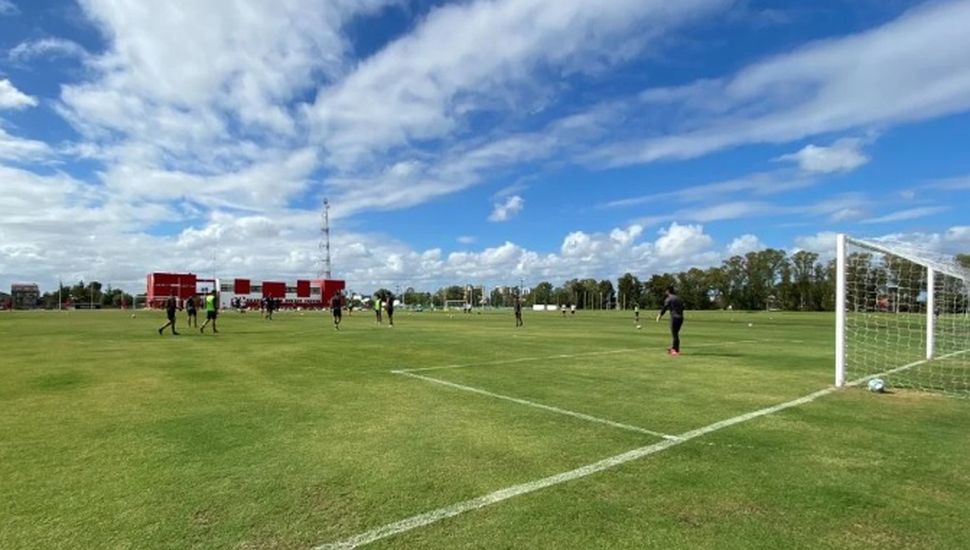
left=835, top=234, right=970, bottom=397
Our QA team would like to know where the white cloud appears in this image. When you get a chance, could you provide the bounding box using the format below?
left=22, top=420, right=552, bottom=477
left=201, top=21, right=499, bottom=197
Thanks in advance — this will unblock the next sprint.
left=793, top=231, right=838, bottom=255
left=8, top=38, right=88, bottom=62
left=56, top=0, right=393, bottom=180
left=0, top=0, right=17, bottom=16
left=0, top=79, right=37, bottom=109
left=828, top=208, right=865, bottom=222
left=726, top=234, right=765, bottom=256
left=860, top=206, right=948, bottom=224
left=308, top=0, right=728, bottom=170
left=655, top=223, right=714, bottom=258
left=589, top=1, right=970, bottom=166
left=944, top=226, right=970, bottom=246
left=489, top=195, right=525, bottom=222
left=776, top=138, right=869, bottom=173
left=0, top=127, right=50, bottom=160
left=601, top=170, right=815, bottom=209
left=925, top=174, right=970, bottom=191
left=456, top=236, right=477, bottom=245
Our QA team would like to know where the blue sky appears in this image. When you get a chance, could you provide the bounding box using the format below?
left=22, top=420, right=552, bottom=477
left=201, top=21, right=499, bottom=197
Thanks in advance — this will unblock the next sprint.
left=0, top=0, right=968, bottom=293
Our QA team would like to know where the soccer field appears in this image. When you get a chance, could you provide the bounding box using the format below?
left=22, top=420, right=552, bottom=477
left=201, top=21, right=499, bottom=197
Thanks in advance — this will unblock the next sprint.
left=2, top=310, right=969, bottom=549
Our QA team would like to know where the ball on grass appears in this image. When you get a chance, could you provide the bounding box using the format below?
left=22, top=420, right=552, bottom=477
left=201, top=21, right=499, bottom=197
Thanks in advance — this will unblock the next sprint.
left=748, top=322, right=753, bottom=327
left=868, top=378, right=886, bottom=393
left=636, top=324, right=642, bottom=330
left=130, top=314, right=136, bottom=318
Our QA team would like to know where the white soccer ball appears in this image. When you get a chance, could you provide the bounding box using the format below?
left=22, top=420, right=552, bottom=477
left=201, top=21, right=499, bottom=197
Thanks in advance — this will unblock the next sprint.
left=748, top=323, right=753, bottom=327
left=636, top=325, right=642, bottom=330
left=130, top=314, right=136, bottom=318
left=868, top=378, right=886, bottom=393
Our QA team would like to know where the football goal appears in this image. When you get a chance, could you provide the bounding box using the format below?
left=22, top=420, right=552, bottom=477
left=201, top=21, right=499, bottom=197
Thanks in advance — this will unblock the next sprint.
left=835, top=234, right=970, bottom=397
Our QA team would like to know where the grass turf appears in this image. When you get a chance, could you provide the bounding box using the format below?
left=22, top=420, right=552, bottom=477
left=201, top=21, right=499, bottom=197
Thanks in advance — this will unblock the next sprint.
left=1, top=309, right=968, bottom=549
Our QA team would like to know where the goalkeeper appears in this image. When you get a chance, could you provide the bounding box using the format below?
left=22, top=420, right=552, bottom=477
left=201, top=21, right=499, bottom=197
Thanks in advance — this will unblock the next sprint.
left=656, top=286, right=684, bottom=356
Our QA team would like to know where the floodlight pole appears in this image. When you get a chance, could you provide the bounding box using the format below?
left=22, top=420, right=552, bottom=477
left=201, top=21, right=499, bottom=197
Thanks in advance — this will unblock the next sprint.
left=835, top=234, right=847, bottom=387
left=926, top=267, right=935, bottom=360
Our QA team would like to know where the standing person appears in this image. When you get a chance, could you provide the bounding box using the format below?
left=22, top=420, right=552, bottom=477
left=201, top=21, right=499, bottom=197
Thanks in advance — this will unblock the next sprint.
left=386, top=294, right=395, bottom=327
left=158, top=295, right=180, bottom=335
left=185, top=295, right=198, bottom=328
left=265, top=296, right=275, bottom=320
left=200, top=290, right=219, bottom=333
left=634, top=305, right=640, bottom=326
left=514, top=296, right=523, bottom=327
left=656, top=286, right=685, bottom=356
left=330, top=292, right=343, bottom=330
left=374, top=296, right=383, bottom=325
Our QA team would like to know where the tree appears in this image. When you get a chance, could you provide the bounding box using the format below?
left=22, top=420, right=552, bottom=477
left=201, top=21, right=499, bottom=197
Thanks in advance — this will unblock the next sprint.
left=532, top=281, right=553, bottom=305
left=721, top=256, right=747, bottom=309
left=705, top=266, right=729, bottom=309
left=489, top=287, right=506, bottom=308
left=957, top=253, right=970, bottom=270
left=675, top=268, right=710, bottom=310
left=617, top=273, right=641, bottom=309
left=742, top=249, right=787, bottom=310
left=643, top=273, right=675, bottom=309
left=790, top=250, right=819, bottom=311
left=597, top=279, right=616, bottom=309
left=445, top=286, right=464, bottom=301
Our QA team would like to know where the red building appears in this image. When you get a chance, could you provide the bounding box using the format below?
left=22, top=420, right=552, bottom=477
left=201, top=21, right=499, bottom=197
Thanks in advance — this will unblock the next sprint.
left=146, top=273, right=216, bottom=307
left=146, top=273, right=345, bottom=309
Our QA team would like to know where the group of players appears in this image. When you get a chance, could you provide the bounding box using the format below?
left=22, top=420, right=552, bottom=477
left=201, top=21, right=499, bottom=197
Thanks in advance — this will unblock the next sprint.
left=157, top=285, right=686, bottom=355
left=157, top=291, right=220, bottom=335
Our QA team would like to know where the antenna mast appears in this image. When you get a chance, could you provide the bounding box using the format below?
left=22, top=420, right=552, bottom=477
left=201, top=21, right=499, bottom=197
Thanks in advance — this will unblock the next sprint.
left=321, top=198, right=332, bottom=279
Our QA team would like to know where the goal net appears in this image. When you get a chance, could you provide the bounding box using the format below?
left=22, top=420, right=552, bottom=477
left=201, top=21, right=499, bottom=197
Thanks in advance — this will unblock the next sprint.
left=836, top=234, right=970, bottom=397
left=444, top=300, right=467, bottom=311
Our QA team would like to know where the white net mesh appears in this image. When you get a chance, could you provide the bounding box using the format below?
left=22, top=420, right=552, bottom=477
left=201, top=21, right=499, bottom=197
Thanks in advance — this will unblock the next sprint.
left=843, top=237, right=970, bottom=397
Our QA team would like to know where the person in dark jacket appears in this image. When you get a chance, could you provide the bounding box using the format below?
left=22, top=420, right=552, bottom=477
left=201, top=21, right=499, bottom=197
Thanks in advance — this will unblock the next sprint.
left=657, top=286, right=685, bottom=355
left=158, top=296, right=180, bottom=336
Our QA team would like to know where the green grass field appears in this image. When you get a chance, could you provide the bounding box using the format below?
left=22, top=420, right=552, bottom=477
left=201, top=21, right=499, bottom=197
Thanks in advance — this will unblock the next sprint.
left=2, top=309, right=969, bottom=549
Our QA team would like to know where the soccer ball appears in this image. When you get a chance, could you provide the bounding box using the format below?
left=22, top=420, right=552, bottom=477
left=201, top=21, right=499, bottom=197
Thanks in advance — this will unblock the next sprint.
left=636, top=325, right=642, bottom=330
left=748, top=323, right=753, bottom=327
left=867, top=378, right=886, bottom=393
left=130, top=314, right=136, bottom=318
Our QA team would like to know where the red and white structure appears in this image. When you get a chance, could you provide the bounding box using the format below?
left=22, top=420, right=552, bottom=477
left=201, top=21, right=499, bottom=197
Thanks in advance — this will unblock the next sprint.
left=146, top=272, right=345, bottom=309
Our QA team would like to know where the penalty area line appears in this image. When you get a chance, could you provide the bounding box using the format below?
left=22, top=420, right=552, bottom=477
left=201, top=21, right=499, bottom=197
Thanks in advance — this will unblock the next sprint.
left=313, top=384, right=837, bottom=550
left=392, top=370, right=680, bottom=440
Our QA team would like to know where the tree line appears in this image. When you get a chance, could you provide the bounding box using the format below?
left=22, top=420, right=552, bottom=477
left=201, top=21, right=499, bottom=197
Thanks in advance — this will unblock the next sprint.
left=399, top=249, right=969, bottom=311
left=35, top=281, right=136, bottom=309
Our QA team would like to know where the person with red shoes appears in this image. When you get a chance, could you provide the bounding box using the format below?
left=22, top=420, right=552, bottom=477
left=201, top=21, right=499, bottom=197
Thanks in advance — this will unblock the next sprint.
left=656, top=286, right=684, bottom=356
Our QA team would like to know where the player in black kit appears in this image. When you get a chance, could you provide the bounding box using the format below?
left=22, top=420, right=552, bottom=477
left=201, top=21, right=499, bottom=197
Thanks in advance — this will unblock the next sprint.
left=656, top=286, right=684, bottom=356
left=330, top=292, right=343, bottom=330
left=158, top=295, right=180, bottom=336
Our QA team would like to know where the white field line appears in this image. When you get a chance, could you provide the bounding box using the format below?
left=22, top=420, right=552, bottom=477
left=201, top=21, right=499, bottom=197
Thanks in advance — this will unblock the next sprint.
left=313, top=385, right=835, bottom=550
left=400, top=340, right=758, bottom=373
left=315, top=348, right=969, bottom=549
left=393, top=370, right=680, bottom=440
